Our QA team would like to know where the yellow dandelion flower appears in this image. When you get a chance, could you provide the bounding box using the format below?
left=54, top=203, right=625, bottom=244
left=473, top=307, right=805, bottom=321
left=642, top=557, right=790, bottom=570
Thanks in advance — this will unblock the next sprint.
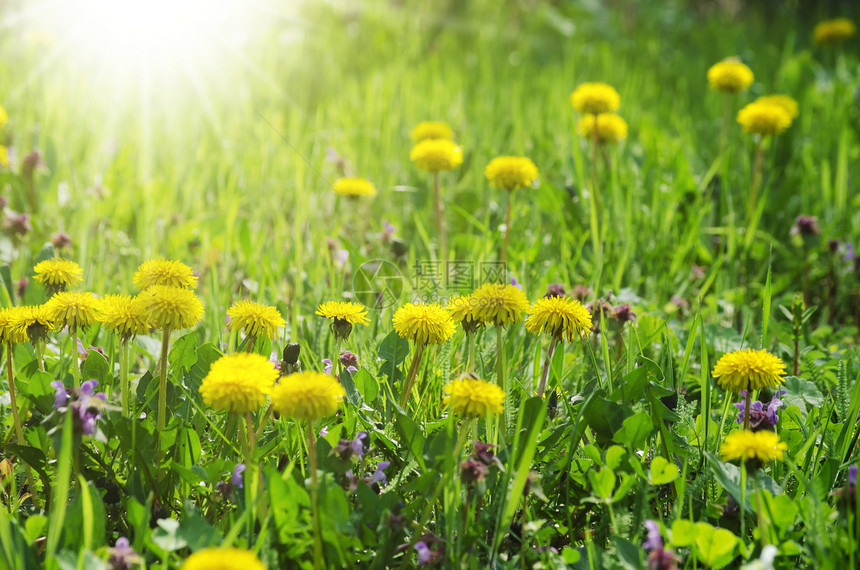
left=447, top=294, right=481, bottom=329
left=95, top=294, right=150, bottom=340
left=33, top=258, right=83, bottom=293
left=133, top=258, right=198, bottom=290
left=199, top=353, right=278, bottom=414
left=0, top=146, right=8, bottom=167
left=332, top=177, right=377, bottom=198
left=814, top=18, right=856, bottom=45
left=8, top=304, right=56, bottom=343
left=484, top=156, right=539, bottom=191
left=410, top=139, right=463, bottom=172
left=578, top=113, right=628, bottom=145
left=570, top=82, right=621, bottom=115
left=227, top=300, right=285, bottom=341
left=0, top=307, right=28, bottom=344
left=707, top=59, right=754, bottom=94
left=44, top=291, right=98, bottom=333
left=410, top=121, right=454, bottom=143
left=712, top=348, right=786, bottom=393
left=181, top=547, right=266, bottom=570
left=737, top=101, right=792, bottom=136
left=0, top=104, right=8, bottom=130
left=270, top=370, right=345, bottom=422
left=393, top=302, right=456, bottom=345
left=754, top=95, right=798, bottom=120
left=470, top=283, right=529, bottom=327
left=721, top=430, right=787, bottom=463
left=525, top=296, right=592, bottom=342
left=315, top=301, right=369, bottom=340
left=444, top=377, right=505, bottom=418
left=142, top=285, right=204, bottom=331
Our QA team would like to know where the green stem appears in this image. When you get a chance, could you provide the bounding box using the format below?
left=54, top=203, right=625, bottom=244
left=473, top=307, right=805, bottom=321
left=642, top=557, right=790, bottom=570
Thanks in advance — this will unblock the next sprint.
left=71, top=330, right=79, bottom=387
left=6, top=345, right=25, bottom=447
left=399, top=342, right=425, bottom=408
left=748, top=137, right=764, bottom=219
left=743, top=390, right=752, bottom=431
left=157, top=327, right=171, bottom=435
left=119, top=338, right=130, bottom=418
left=501, top=189, right=512, bottom=265
left=495, top=326, right=505, bottom=392
left=536, top=334, right=560, bottom=397
left=433, top=171, right=447, bottom=268
left=740, top=461, right=748, bottom=543
left=308, top=421, right=324, bottom=570
left=245, top=411, right=256, bottom=462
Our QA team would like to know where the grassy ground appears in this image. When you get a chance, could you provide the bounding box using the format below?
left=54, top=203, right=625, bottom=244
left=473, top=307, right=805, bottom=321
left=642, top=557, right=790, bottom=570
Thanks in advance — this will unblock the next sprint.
left=1, top=0, right=860, bottom=568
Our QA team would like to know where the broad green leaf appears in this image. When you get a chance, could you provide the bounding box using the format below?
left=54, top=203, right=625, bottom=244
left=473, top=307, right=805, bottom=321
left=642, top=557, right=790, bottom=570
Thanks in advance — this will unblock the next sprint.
left=169, top=333, right=198, bottom=374
left=650, top=456, right=679, bottom=485
left=612, top=411, right=652, bottom=450
left=81, top=350, right=110, bottom=385
left=694, top=523, right=737, bottom=569
left=588, top=468, right=615, bottom=500
left=670, top=519, right=697, bottom=547
left=352, top=368, right=379, bottom=403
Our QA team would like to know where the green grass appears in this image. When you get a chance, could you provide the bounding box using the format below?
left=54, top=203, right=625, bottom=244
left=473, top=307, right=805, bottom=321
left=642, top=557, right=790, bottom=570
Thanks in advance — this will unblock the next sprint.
left=1, top=0, right=860, bottom=568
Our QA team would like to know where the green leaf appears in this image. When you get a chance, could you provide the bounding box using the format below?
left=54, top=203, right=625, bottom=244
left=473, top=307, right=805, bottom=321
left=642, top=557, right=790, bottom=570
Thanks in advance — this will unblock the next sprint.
left=670, top=519, right=697, bottom=547
left=650, top=456, right=679, bottom=485
left=394, top=412, right=426, bottom=470
left=150, top=519, right=187, bottom=552
left=588, top=468, right=615, bottom=500
left=583, top=393, right=630, bottom=443
left=178, top=505, right=219, bottom=551
left=604, top=445, right=626, bottom=471
left=694, top=523, right=737, bottom=569
left=612, top=411, right=652, bottom=450
left=377, top=331, right=409, bottom=365
left=613, top=536, right=642, bottom=570
left=352, top=368, right=379, bottom=403
left=782, top=376, right=823, bottom=414
left=169, top=333, right=198, bottom=374
left=81, top=350, right=110, bottom=385
left=339, top=368, right=362, bottom=406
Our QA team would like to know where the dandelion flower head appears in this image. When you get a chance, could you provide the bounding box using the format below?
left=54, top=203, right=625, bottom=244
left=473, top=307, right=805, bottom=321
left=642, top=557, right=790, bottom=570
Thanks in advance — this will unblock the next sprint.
left=44, top=291, right=98, bottom=333
left=484, top=156, right=539, bottom=191
left=393, top=302, right=456, bottom=345
left=410, top=121, right=454, bottom=143
left=444, top=377, right=505, bottom=418
left=8, top=304, right=56, bottom=343
left=570, top=82, right=621, bottom=114
left=181, top=547, right=266, bottom=570
left=333, top=177, right=377, bottom=198
left=525, top=296, right=592, bottom=342
left=814, top=18, right=856, bottom=45
left=721, top=429, right=787, bottom=463
left=33, top=258, right=83, bottom=292
left=578, top=113, right=628, bottom=144
left=142, top=285, right=204, bottom=331
left=754, top=95, right=798, bottom=120
left=133, top=258, right=198, bottom=290
left=227, top=300, right=285, bottom=341
left=470, top=283, right=530, bottom=327
left=707, top=58, right=754, bottom=93
left=712, top=348, right=786, bottom=393
left=270, top=370, right=345, bottom=422
left=96, top=294, right=150, bottom=340
left=199, top=353, right=279, bottom=414
left=410, top=139, right=463, bottom=172
left=0, top=307, right=28, bottom=344
left=737, top=101, right=792, bottom=136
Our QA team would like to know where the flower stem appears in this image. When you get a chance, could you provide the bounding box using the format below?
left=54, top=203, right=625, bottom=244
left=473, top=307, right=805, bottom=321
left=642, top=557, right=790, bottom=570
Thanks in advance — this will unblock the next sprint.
left=399, top=342, right=425, bottom=408
left=748, top=137, right=764, bottom=218
left=743, top=390, right=752, bottom=431
left=433, top=171, right=447, bottom=268
left=466, top=332, right=476, bottom=374
left=119, top=338, right=130, bottom=418
left=537, top=335, right=560, bottom=397
left=720, top=94, right=731, bottom=158
left=591, top=119, right=602, bottom=225
left=245, top=411, right=256, bottom=460
left=307, top=421, right=324, bottom=570
left=495, top=327, right=505, bottom=392
left=157, top=327, right=171, bottom=435
left=255, top=404, right=273, bottom=441
left=6, top=344, right=39, bottom=507
left=501, top=189, right=512, bottom=264
left=71, top=330, right=79, bottom=388
left=245, top=335, right=256, bottom=354
left=740, top=461, right=748, bottom=542
left=36, top=340, right=45, bottom=373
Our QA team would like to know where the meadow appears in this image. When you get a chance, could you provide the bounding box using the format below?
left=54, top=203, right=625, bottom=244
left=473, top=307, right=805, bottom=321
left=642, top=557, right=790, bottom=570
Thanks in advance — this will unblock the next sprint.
left=1, top=0, right=860, bottom=568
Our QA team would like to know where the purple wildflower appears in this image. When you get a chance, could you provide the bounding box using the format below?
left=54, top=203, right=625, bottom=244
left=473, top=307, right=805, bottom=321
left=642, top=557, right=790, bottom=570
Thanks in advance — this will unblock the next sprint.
left=107, top=537, right=140, bottom=570
left=319, top=426, right=329, bottom=438
left=51, top=232, right=73, bottom=250
left=849, top=464, right=857, bottom=488
left=51, top=381, right=68, bottom=409
left=544, top=283, right=566, bottom=298
left=415, top=542, right=432, bottom=565
left=232, top=463, right=246, bottom=489
left=351, top=432, right=368, bottom=459
left=340, top=350, right=359, bottom=368
left=845, top=242, right=856, bottom=262
left=642, top=519, right=662, bottom=550
left=269, top=350, right=281, bottom=372
left=371, top=462, right=390, bottom=486
left=734, top=390, right=784, bottom=430
left=322, top=358, right=333, bottom=375
left=78, top=380, right=107, bottom=436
